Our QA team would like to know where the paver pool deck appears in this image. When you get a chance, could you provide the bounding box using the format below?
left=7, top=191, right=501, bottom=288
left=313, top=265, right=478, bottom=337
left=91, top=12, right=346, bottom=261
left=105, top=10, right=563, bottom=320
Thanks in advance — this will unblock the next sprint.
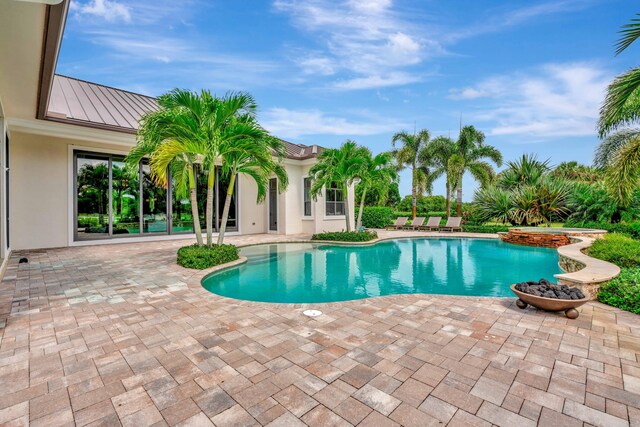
left=0, top=231, right=639, bottom=426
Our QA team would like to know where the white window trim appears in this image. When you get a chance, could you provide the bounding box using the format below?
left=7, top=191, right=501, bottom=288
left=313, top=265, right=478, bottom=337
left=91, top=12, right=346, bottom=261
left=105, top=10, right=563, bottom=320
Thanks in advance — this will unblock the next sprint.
left=302, top=176, right=314, bottom=220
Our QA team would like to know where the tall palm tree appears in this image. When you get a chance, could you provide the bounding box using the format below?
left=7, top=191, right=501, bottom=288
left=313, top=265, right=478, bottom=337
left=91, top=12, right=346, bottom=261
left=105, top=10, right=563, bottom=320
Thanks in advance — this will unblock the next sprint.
left=127, top=98, right=204, bottom=245
left=598, top=15, right=640, bottom=204
left=421, top=136, right=456, bottom=217
left=354, top=150, right=397, bottom=230
left=308, top=140, right=367, bottom=231
left=217, top=132, right=288, bottom=244
left=392, top=129, right=433, bottom=218
left=450, top=125, right=503, bottom=216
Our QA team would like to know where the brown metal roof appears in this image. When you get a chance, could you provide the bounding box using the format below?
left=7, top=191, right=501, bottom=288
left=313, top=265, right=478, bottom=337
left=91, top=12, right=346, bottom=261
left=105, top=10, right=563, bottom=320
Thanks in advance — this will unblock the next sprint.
left=46, top=74, right=320, bottom=160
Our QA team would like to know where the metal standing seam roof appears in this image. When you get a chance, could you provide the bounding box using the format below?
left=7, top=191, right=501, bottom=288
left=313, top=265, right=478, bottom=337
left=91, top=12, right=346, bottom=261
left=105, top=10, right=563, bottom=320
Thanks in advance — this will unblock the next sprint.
left=46, top=74, right=321, bottom=160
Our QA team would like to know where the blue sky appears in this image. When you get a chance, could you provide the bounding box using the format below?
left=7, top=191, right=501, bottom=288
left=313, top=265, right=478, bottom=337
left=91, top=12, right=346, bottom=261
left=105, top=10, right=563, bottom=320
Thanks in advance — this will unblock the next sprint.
left=58, top=0, right=638, bottom=199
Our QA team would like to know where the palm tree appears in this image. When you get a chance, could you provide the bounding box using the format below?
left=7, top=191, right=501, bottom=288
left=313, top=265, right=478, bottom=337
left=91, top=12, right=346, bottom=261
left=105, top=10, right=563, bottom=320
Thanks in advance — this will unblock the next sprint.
left=598, top=15, right=640, bottom=204
left=127, top=98, right=204, bottom=245
left=450, top=125, right=503, bottom=216
left=392, top=129, right=433, bottom=218
left=217, top=133, right=288, bottom=244
left=421, top=136, right=456, bottom=217
left=354, top=150, right=397, bottom=230
left=308, top=140, right=367, bottom=231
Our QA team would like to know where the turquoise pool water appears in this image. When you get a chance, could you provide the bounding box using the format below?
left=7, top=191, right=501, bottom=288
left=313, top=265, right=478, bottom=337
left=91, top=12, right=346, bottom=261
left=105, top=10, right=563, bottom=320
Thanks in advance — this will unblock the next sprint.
left=201, top=238, right=563, bottom=303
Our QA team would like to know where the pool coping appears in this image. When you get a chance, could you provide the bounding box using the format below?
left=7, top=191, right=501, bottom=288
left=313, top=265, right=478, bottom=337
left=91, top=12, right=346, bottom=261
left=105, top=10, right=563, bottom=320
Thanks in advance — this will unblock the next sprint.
left=194, top=232, right=619, bottom=302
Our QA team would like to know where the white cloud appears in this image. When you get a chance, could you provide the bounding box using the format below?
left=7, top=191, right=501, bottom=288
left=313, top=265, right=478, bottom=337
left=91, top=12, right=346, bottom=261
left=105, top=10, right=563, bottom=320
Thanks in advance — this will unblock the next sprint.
left=298, top=56, right=336, bottom=76
left=449, top=63, right=611, bottom=139
left=333, top=72, right=422, bottom=90
left=274, top=0, right=433, bottom=89
left=70, top=0, right=131, bottom=23
left=261, top=108, right=406, bottom=138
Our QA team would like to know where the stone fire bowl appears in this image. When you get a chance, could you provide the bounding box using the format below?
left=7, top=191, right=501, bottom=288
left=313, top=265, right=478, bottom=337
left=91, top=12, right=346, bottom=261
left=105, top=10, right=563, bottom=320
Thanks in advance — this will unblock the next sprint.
left=510, top=284, right=590, bottom=319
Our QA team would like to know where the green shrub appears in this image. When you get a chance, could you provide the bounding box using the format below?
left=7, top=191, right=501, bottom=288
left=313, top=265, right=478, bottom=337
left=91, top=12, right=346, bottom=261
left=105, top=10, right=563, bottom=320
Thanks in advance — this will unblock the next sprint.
left=461, top=225, right=510, bottom=233
left=392, top=211, right=447, bottom=220
left=598, top=267, right=640, bottom=315
left=311, top=230, right=378, bottom=242
left=396, top=195, right=446, bottom=212
left=564, top=219, right=640, bottom=239
left=177, top=244, right=239, bottom=269
left=587, top=233, right=640, bottom=268
left=357, top=206, right=395, bottom=228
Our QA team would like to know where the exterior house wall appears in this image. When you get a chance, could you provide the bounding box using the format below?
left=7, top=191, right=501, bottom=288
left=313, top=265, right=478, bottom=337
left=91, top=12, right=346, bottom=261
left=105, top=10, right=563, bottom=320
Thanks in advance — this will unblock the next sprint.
left=8, top=129, right=273, bottom=250
left=8, top=127, right=358, bottom=251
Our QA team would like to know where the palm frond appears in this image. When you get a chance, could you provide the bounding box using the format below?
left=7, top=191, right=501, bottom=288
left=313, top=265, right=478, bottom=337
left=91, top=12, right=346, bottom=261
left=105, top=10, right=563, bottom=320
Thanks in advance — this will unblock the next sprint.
left=598, top=67, right=640, bottom=137
left=616, top=14, right=640, bottom=55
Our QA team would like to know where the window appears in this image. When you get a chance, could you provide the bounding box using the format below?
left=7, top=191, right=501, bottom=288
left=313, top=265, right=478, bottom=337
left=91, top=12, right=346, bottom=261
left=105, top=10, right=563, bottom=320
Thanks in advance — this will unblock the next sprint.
left=74, top=150, right=238, bottom=240
left=325, top=183, right=344, bottom=216
left=303, top=177, right=312, bottom=217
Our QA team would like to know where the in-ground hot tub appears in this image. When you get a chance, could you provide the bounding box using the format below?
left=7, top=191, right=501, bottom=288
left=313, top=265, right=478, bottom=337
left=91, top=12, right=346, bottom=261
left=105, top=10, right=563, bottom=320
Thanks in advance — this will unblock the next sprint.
left=499, top=227, right=607, bottom=248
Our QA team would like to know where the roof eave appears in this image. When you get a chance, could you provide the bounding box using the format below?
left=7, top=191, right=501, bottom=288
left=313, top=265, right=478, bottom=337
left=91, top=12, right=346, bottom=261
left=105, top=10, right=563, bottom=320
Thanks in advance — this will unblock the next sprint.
left=36, top=0, right=69, bottom=120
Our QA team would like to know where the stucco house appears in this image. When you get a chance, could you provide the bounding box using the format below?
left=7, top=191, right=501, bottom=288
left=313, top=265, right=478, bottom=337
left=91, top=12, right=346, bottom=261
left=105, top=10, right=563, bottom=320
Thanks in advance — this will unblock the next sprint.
left=0, top=0, right=355, bottom=268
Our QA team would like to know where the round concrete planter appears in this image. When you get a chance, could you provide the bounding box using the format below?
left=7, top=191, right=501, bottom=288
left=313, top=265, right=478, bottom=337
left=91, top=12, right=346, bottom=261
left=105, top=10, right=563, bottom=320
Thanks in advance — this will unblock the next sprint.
left=510, top=284, right=590, bottom=319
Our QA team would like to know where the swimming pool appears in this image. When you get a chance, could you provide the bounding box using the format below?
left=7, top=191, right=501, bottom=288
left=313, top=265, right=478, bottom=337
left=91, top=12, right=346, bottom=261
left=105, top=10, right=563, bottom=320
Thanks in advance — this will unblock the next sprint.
left=201, top=238, right=563, bottom=303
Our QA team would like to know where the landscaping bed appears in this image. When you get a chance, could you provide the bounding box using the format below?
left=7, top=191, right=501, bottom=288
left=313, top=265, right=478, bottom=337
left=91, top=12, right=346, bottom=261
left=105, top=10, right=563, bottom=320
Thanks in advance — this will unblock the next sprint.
left=177, top=244, right=239, bottom=269
left=311, top=230, right=378, bottom=242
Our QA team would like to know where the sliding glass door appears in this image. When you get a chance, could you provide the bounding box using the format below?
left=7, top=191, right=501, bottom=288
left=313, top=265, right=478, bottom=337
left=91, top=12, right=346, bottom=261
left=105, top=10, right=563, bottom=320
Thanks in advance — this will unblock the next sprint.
left=76, top=153, right=110, bottom=240
left=74, top=150, right=238, bottom=241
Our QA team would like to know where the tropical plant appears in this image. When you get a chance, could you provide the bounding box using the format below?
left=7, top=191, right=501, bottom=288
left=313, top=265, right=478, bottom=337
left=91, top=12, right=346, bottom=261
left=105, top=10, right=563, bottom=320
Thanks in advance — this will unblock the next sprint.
left=421, top=136, right=457, bottom=217
left=473, top=154, right=571, bottom=226
left=216, top=134, right=288, bottom=244
left=392, top=129, right=435, bottom=218
left=449, top=125, right=503, bottom=216
left=129, top=89, right=286, bottom=246
left=354, top=150, right=397, bottom=230
left=597, top=15, right=640, bottom=204
left=551, top=161, right=601, bottom=183
left=308, top=140, right=367, bottom=231
left=128, top=98, right=204, bottom=245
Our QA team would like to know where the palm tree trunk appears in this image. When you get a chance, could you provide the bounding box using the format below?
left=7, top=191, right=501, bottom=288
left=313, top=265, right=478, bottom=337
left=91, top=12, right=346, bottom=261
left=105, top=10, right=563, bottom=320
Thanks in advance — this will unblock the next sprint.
left=445, top=181, right=450, bottom=217
left=206, top=168, right=214, bottom=247
left=187, top=165, right=203, bottom=246
left=217, top=173, right=236, bottom=245
left=411, top=167, right=417, bottom=219
left=356, top=186, right=367, bottom=230
left=343, top=184, right=351, bottom=232
left=456, top=186, right=462, bottom=216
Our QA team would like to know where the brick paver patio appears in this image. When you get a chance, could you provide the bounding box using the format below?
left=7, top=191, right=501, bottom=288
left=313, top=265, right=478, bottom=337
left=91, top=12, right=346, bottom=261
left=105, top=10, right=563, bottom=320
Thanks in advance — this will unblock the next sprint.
left=0, top=233, right=639, bottom=426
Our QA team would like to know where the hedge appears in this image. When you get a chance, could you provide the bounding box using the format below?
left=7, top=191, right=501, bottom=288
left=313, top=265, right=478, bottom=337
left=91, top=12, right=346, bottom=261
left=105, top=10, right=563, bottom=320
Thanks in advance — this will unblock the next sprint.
left=357, top=206, right=395, bottom=228
left=598, top=267, right=640, bottom=315
left=586, top=233, right=640, bottom=268
left=461, top=225, right=510, bottom=233
left=311, top=230, right=378, bottom=242
left=564, top=219, right=640, bottom=239
left=177, top=244, right=239, bottom=269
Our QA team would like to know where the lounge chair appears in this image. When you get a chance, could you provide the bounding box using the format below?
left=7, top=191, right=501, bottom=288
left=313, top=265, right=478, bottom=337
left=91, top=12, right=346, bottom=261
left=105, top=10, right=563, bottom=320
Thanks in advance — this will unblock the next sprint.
left=440, top=217, right=462, bottom=232
left=421, top=216, right=442, bottom=231
left=403, top=216, right=425, bottom=230
left=386, top=217, right=409, bottom=230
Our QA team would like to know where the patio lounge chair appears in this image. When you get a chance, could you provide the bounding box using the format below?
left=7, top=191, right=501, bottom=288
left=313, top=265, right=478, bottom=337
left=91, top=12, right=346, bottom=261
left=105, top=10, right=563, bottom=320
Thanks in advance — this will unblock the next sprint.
left=386, top=217, right=409, bottom=230
left=422, top=216, right=442, bottom=231
left=440, top=217, right=462, bottom=232
left=404, top=216, right=425, bottom=230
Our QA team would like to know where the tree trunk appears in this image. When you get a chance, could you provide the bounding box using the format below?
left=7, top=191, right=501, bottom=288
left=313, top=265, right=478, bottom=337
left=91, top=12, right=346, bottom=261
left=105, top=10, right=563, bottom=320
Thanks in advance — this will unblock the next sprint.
left=456, top=186, right=462, bottom=216
left=206, top=169, right=215, bottom=247
left=445, top=181, right=450, bottom=217
left=343, top=184, right=351, bottom=232
left=217, top=173, right=236, bottom=245
left=188, top=165, right=203, bottom=246
left=411, top=167, right=417, bottom=219
left=356, top=186, right=367, bottom=231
